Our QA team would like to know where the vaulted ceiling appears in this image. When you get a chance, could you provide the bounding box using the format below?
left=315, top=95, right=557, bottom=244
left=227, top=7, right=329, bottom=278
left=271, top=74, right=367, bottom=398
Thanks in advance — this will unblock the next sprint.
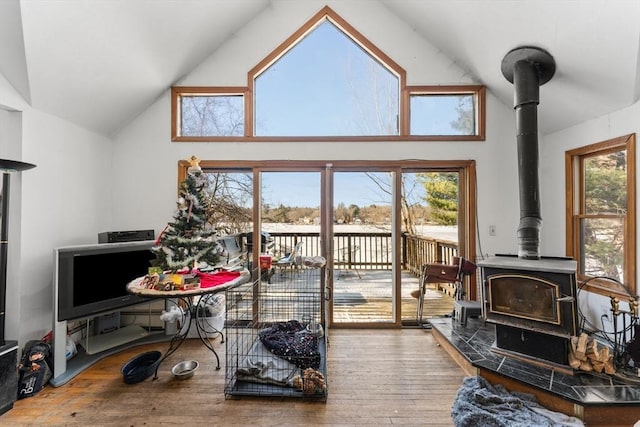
left=1, top=0, right=639, bottom=137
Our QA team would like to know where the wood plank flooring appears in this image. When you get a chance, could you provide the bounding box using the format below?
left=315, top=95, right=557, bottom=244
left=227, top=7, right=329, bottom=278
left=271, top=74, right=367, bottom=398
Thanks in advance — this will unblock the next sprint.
left=1, top=329, right=466, bottom=426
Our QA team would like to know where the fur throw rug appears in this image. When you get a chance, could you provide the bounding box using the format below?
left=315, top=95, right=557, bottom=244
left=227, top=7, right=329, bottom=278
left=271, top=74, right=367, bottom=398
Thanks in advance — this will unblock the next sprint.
left=451, top=376, right=584, bottom=427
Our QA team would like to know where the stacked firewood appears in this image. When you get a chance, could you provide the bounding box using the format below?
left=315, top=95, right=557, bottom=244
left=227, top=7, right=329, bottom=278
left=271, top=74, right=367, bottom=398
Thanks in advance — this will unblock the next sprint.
left=568, top=333, right=616, bottom=374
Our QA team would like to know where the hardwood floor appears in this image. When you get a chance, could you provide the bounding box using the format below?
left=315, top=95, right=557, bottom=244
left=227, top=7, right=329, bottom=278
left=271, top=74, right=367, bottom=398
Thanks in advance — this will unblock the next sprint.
left=1, top=329, right=466, bottom=426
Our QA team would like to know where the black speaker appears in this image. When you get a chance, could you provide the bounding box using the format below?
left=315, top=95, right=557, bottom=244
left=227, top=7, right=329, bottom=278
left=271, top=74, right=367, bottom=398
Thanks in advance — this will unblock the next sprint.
left=98, top=230, right=154, bottom=243
left=0, top=341, right=18, bottom=415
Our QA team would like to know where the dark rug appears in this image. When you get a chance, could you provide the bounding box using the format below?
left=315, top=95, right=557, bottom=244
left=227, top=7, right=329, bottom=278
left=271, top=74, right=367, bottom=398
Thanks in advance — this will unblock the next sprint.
left=334, top=292, right=367, bottom=305
left=451, top=376, right=585, bottom=427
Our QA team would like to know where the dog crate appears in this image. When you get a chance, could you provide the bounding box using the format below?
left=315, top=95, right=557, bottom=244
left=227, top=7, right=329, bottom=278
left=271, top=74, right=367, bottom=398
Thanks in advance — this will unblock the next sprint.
left=224, top=258, right=327, bottom=401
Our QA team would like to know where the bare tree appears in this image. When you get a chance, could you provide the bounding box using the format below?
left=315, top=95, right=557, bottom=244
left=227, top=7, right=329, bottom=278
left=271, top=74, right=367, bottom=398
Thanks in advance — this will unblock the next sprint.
left=181, top=96, right=244, bottom=137
left=180, top=95, right=253, bottom=235
left=204, top=172, right=253, bottom=235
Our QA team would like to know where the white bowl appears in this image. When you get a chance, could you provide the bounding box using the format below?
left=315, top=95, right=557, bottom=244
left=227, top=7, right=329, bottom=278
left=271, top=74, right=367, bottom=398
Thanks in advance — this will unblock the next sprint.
left=171, top=360, right=199, bottom=380
left=306, top=323, right=324, bottom=337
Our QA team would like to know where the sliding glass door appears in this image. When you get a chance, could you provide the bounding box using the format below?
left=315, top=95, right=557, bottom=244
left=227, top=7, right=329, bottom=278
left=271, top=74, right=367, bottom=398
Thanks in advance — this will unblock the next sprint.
left=199, top=160, right=475, bottom=329
left=331, top=171, right=394, bottom=324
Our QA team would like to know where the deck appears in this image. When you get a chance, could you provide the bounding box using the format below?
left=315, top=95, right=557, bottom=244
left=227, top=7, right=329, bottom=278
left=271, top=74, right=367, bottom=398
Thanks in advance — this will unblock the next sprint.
left=259, top=228, right=462, bottom=325
left=261, top=266, right=455, bottom=325
left=332, top=269, right=455, bottom=323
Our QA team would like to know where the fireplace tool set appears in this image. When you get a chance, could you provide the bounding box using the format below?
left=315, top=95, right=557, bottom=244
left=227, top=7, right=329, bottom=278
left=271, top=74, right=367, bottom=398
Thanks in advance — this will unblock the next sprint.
left=607, top=294, right=640, bottom=375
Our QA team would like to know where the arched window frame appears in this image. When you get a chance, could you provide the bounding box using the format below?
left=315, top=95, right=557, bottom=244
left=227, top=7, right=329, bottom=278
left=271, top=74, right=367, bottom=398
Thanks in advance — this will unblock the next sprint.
left=171, top=6, right=485, bottom=142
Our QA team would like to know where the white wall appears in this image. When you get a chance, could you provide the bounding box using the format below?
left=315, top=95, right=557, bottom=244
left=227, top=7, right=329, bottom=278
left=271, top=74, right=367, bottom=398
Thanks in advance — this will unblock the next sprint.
left=20, top=110, right=113, bottom=343
left=0, top=81, right=27, bottom=346
left=541, top=99, right=640, bottom=334
left=112, top=0, right=521, bottom=261
left=3, top=0, right=530, bottom=345
left=0, top=71, right=113, bottom=344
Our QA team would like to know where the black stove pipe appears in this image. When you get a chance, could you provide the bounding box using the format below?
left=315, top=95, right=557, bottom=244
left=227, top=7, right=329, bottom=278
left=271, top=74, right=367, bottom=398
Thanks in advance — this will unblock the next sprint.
left=0, top=173, right=9, bottom=346
left=501, top=46, right=556, bottom=260
left=0, top=159, right=36, bottom=345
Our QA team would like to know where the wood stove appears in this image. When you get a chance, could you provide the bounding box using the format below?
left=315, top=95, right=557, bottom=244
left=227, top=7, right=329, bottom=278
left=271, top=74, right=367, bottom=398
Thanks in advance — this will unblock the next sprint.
left=477, top=46, right=580, bottom=367
left=479, top=255, right=578, bottom=365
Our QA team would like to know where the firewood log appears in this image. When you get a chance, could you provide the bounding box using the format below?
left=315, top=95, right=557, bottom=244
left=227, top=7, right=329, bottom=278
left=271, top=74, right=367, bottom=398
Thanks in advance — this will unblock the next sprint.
left=599, top=346, right=616, bottom=374
left=570, top=336, right=579, bottom=352
left=575, top=333, right=588, bottom=360
left=579, top=359, right=593, bottom=371
left=586, top=338, right=600, bottom=361
left=591, top=360, right=604, bottom=373
left=568, top=351, right=581, bottom=369
left=604, top=358, right=616, bottom=374
left=568, top=336, right=616, bottom=374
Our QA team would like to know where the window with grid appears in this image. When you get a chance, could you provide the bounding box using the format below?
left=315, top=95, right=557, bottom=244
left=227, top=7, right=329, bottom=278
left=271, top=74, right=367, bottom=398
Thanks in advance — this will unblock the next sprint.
left=566, top=134, right=636, bottom=296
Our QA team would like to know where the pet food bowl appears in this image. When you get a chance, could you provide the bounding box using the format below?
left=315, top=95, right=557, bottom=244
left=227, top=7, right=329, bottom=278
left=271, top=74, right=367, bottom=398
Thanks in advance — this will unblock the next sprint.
left=306, top=322, right=324, bottom=338
left=171, top=360, right=199, bottom=380
left=121, top=350, right=161, bottom=384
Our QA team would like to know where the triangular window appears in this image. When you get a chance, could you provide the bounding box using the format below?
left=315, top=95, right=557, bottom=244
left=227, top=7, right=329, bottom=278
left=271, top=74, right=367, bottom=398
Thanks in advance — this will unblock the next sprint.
left=253, top=18, right=399, bottom=137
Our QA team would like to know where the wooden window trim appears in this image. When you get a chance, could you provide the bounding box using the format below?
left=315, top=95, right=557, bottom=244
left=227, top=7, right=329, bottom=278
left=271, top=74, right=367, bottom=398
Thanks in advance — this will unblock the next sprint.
left=177, top=159, right=478, bottom=305
left=404, top=85, right=486, bottom=140
left=171, top=6, right=485, bottom=142
left=565, top=133, right=636, bottom=298
left=171, top=87, right=250, bottom=140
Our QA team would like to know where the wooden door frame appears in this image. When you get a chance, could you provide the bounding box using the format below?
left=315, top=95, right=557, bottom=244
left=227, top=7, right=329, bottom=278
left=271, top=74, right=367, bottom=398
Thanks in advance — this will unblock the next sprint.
left=180, top=159, right=477, bottom=328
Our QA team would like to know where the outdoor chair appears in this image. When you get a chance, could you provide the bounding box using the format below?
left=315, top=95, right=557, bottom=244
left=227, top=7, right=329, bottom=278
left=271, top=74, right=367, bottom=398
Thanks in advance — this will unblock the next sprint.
left=413, top=256, right=477, bottom=326
left=336, top=245, right=361, bottom=279
left=275, top=241, right=304, bottom=274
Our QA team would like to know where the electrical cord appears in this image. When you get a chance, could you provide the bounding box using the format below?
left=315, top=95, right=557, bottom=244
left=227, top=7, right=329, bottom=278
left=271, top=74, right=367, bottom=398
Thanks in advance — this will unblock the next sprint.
left=577, top=275, right=638, bottom=354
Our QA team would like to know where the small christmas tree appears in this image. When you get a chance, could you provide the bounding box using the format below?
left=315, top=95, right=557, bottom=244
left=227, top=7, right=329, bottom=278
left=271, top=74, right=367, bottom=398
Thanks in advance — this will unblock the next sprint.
left=152, top=156, right=223, bottom=272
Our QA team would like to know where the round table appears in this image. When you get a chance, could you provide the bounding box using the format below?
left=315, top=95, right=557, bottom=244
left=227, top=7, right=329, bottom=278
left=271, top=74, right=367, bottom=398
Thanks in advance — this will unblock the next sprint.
left=127, top=270, right=251, bottom=376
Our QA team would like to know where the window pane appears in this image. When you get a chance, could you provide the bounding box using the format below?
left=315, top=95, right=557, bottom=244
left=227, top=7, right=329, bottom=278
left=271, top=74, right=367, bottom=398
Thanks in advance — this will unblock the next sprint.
left=202, top=171, right=253, bottom=234
left=579, top=217, right=624, bottom=282
left=410, top=94, right=475, bottom=135
left=417, top=172, right=459, bottom=225
left=181, top=95, right=244, bottom=137
left=584, top=150, right=626, bottom=215
left=254, top=20, right=399, bottom=137
left=567, top=134, right=635, bottom=295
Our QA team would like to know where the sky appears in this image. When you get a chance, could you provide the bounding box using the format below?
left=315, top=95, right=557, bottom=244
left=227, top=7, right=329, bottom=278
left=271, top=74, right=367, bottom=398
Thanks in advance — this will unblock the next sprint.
left=261, top=171, right=426, bottom=208
left=220, top=18, right=466, bottom=209
left=254, top=19, right=467, bottom=137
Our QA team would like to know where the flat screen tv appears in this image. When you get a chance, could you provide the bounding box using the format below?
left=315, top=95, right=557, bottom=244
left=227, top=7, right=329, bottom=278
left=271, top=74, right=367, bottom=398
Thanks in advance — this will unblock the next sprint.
left=55, top=240, right=156, bottom=322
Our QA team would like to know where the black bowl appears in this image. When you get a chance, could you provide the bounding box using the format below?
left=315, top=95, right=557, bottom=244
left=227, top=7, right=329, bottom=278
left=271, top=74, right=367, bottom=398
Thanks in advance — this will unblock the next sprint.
left=121, top=351, right=161, bottom=384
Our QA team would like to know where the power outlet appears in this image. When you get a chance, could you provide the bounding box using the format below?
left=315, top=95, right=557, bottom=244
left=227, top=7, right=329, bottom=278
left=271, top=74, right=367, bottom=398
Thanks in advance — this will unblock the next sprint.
left=600, top=305, right=611, bottom=322
left=489, top=225, right=496, bottom=236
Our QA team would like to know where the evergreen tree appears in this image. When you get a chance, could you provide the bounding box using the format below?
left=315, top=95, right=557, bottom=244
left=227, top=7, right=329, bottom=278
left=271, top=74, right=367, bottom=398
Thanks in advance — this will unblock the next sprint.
left=582, top=151, right=627, bottom=278
left=152, top=156, right=223, bottom=272
left=419, top=172, right=459, bottom=225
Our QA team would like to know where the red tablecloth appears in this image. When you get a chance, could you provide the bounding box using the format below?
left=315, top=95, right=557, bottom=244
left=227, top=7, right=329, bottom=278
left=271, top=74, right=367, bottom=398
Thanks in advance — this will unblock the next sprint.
left=195, top=270, right=241, bottom=288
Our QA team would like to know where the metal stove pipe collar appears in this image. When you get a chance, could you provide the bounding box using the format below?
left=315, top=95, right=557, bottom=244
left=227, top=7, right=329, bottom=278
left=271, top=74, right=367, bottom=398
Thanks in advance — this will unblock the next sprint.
left=518, top=216, right=542, bottom=260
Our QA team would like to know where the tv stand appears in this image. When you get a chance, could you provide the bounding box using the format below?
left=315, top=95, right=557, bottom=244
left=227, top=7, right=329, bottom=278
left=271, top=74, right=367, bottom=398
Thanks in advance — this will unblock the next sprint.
left=50, top=322, right=169, bottom=387
left=51, top=308, right=172, bottom=387
left=84, top=324, right=150, bottom=355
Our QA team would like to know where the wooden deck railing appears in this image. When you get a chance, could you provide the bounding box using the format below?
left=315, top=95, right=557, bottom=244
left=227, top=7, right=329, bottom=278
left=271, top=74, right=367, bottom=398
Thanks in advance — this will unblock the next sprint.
left=402, top=233, right=459, bottom=276
left=266, top=231, right=458, bottom=275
